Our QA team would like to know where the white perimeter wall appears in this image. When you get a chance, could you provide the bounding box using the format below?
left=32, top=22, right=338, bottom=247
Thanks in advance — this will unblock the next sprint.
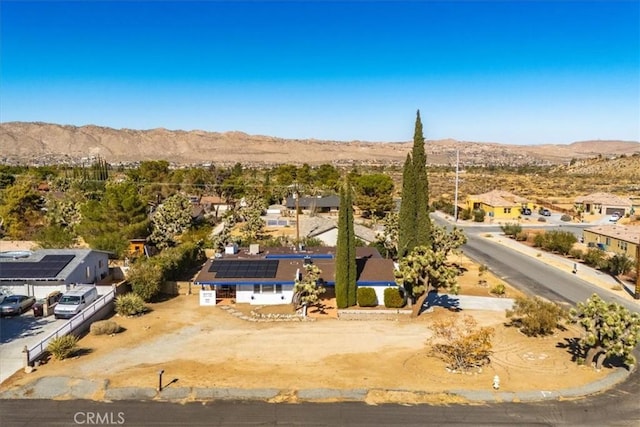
left=236, top=290, right=294, bottom=305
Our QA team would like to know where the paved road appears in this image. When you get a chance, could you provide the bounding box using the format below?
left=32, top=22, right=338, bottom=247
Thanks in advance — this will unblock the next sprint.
left=1, top=365, right=639, bottom=427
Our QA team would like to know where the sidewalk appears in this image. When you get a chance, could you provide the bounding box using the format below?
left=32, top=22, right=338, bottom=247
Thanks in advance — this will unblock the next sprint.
left=485, top=232, right=639, bottom=306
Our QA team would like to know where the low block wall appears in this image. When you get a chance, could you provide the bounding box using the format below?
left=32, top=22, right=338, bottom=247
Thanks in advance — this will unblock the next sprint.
left=337, top=308, right=411, bottom=321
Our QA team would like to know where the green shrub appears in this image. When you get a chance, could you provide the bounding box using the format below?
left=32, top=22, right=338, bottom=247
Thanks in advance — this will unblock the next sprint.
left=490, top=283, right=505, bottom=296
left=357, top=287, right=378, bottom=307
left=515, top=231, right=529, bottom=241
left=90, top=320, right=121, bottom=335
left=384, top=287, right=405, bottom=308
left=606, top=254, right=634, bottom=276
left=47, top=335, right=78, bottom=360
left=506, top=296, right=566, bottom=337
left=531, top=231, right=577, bottom=255
left=583, top=248, right=606, bottom=269
left=501, top=222, right=522, bottom=237
left=115, top=293, right=147, bottom=316
left=473, top=209, right=486, bottom=222
left=568, top=248, right=583, bottom=259
left=460, top=208, right=472, bottom=221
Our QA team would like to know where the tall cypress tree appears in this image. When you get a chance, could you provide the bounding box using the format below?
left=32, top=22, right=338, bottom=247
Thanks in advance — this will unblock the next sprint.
left=398, top=154, right=416, bottom=258
left=412, top=110, right=431, bottom=247
left=345, top=181, right=357, bottom=307
left=398, top=110, right=431, bottom=258
left=335, top=186, right=349, bottom=308
left=335, top=180, right=357, bottom=308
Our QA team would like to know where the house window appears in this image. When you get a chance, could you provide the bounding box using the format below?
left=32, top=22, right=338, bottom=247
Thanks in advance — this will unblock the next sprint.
left=619, top=241, right=627, bottom=251
left=99, top=260, right=103, bottom=268
left=605, top=237, right=611, bottom=246
left=86, top=266, right=91, bottom=278
left=503, top=208, right=511, bottom=214
left=253, top=284, right=283, bottom=294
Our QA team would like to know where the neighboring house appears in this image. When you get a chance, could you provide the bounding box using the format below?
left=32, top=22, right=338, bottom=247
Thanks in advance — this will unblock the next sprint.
left=194, top=246, right=397, bottom=306
left=200, top=195, right=233, bottom=217
left=465, top=190, right=532, bottom=219
left=574, top=192, right=632, bottom=216
left=0, top=249, right=110, bottom=299
left=300, top=216, right=378, bottom=246
left=285, top=195, right=340, bottom=215
left=583, top=225, right=640, bottom=259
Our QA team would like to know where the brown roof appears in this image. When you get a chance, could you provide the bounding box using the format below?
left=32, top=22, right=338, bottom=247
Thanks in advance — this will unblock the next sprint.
left=584, top=225, right=640, bottom=245
left=575, top=192, right=632, bottom=207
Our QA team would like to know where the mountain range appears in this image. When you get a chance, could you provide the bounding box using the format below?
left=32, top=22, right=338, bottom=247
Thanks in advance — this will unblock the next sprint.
left=1, top=122, right=638, bottom=167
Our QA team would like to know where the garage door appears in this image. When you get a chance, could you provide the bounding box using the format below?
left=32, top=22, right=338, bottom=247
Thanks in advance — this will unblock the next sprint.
left=605, top=208, right=624, bottom=215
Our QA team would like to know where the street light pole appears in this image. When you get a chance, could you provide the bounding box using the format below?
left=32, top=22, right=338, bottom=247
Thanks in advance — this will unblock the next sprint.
left=454, top=150, right=459, bottom=222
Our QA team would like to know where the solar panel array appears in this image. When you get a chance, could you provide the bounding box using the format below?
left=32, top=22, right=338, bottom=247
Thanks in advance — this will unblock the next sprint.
left=208, top=260, right=279, bottom=278
left=0, top=254, right=76, bottom=279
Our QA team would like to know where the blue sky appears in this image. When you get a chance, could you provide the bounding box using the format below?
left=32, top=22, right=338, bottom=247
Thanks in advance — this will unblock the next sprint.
left=1, top=1, right=638, bottom=145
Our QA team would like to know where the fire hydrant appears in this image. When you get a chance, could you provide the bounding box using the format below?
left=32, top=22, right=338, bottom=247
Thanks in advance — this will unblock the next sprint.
left=493, top=375, right=500, bottom=390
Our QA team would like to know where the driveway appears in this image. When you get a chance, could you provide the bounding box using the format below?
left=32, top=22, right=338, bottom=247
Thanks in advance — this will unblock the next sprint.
left=0, top=312, right=64, bottom=384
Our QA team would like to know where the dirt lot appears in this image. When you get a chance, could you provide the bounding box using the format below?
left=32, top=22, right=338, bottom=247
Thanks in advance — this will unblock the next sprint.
left=1, top=284, right=608, bottom=398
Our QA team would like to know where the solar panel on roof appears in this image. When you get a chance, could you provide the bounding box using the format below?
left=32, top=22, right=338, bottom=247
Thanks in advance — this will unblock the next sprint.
left=207, top=259, right=279, bottom=279
left=0, top=254, right=76, bottom=279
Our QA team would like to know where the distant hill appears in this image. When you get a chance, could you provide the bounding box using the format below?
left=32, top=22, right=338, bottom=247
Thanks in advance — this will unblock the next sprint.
left=1, top=122, right=638, bottom=167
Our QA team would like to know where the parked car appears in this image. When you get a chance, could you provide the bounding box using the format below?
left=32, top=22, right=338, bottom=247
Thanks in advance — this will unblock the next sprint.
left=539, top=208, right=551, bottom=216
left=0, top=295, right=36, bottom=316
left=0, top=291, right=5, bottom=304
left=521, top=208, right=532, bottom=215
left=610, top=213, right=620, bottom=222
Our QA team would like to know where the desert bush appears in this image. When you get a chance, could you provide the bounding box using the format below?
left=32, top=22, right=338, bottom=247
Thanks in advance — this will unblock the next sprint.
left=490, top=283, right=505, bottom=296
left=569, top=248, right=584, bottom=259
left=90, top=320, right=121, bottom=335
left=459, top=208, right=472, bottom=221
left=605, top=254, right=634, bottom=276
left=506, top=296, right=566, bottom=337
left=531, top=230, right=576, bottom=255
left=127, top=261, right=163, bottom=302
left=537, top=217, right=546, bottom=222
left=501, top=222, right=522, bottom=238
left=560, top=214, right=572, bottom=222
left=357, top=287, right=378, bottom=307
left=430, top=315, right=494, bottom=371
left=472, top=209, right=486, bottom=222
left=384, top=287, right=405, bottom=308
left=115, top=293, right=147, bottom=316
left=515, top=231, right=529, bottom=241
left=583, top=248, right=607, bottom=269
left=47, top=335, right=78, bottom=360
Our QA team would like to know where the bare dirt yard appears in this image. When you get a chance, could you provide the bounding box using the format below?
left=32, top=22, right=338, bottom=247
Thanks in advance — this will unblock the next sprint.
left=1, top=281, right=610, bottom=402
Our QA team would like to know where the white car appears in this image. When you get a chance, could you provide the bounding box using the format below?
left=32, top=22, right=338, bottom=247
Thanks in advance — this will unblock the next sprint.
left=610, top=213, right=620, bottom=222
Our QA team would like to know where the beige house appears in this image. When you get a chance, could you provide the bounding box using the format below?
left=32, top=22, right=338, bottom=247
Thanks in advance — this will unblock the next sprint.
left=575, top=192, right=632, bottom=216
left=583, top=225, right=639, bottom=259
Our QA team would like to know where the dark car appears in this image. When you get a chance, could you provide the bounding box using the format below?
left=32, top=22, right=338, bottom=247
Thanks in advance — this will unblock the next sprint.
left=0, top=295, right=36, bottom=316
left=521, top=208, right=532, bottom=215
left=539, top=208, right=551, bottom=216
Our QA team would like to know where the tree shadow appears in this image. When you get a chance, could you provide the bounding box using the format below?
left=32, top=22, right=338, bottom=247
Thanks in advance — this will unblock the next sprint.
left=556, top=337, right=586, bottom=363
left=421, top=291, right=461, bottom=314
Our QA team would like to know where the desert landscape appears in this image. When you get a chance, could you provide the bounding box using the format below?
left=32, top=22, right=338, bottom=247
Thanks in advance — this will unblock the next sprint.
left=1, top=122, right=638, bottom=167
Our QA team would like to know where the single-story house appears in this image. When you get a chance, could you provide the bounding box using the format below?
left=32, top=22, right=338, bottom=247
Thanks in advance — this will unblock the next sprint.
left=574, top=192, right=633, bottom=216
left=300, top=216, right=378, bottom=246
left=194, top=246, right=398, bottom=306
left=199, top=195, right=234, bottom=217
left=0, top=249, right=110, bottom=299
left=285, top=195, right=340, bottom=215
left=583, top=225, right=639, bottom=259
left=465, top=190, right=532, bottom=220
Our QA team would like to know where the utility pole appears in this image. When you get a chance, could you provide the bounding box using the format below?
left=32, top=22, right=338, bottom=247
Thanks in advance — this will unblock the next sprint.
left=635, top=243, right=639, bottom=300
left=295, top=184, right=300, bottom=246
left=454, top=150, right=459, bottom=222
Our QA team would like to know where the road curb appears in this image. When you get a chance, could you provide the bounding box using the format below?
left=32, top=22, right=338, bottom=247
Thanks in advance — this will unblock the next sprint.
left=0, top=364, right=634, bottom=404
